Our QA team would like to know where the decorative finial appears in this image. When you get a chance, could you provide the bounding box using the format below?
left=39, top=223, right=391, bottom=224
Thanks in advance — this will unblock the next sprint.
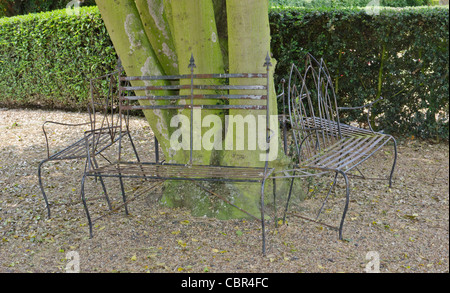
left=116, top=57, right=123, bottom=71
left=188, top=53, right=196, bottom=70
left=264, top=52, right=272, bottom=68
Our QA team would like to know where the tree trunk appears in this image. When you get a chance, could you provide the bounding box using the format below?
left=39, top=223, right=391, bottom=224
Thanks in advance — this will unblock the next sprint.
left=134, top=0, right=178, bottom=76
left=96, top=0, right=175, bottom=162
left=221, top=0, right=290, bottom=218
left=95, top=0, right=291, bottom=220
left=167, top=0, right=225, bottom=165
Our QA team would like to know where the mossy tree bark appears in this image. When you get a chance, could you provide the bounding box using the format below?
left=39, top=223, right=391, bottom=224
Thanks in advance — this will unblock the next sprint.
left=95, top=0, right=291, bottom=219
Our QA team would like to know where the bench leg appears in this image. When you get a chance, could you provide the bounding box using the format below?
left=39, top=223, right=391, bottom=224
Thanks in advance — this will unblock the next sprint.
left=389, top=136, right=398, bottom=188
left=338, top=171, right=350, bottom=241
left=316, top=172, right=338, bottom=220
left=80, top=174, right=93, bottom=238
left=273, top=178, right=278, bottom=227
left=282, top=171, right=296, bottom=225
left=126, top=131, right=149, bottom=180
left=260, top=178, right=268, bottom=256
left=38, top=159, right=51, bottom=219
left=127, top=131, right=142, bottom=163
left=154, top=136, right=160, bottom=164
left=91, top=157, right=113, bottom=211
left=118, top=176, right=129, bottom=215
left=98, top=176, right=112, bottom=211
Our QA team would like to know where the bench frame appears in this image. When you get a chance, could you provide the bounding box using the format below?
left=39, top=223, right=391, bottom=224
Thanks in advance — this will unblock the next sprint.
left=81, top=54, right=276, bottom=255
left=78, top=53, right=397, bottom=256
left=38, top=70, right=142, bottom=218
left=274, top=54, right=397, bottom=240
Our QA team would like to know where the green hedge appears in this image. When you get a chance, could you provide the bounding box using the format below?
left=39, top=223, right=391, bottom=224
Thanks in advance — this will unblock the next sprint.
left=269, top=0, right=433, bottom=8
left=0, top=6, right=448, bottom=140
left=270, top=6, right=449, bottom=140
left=0, top=6, right=117, bottom=109
left=0, top=0, right=97, bottom=18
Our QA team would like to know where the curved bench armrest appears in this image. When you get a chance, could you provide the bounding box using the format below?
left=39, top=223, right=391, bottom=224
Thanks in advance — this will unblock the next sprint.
left=337, top=96, right=384, bottom=111
left=42, top=120, right=92, bottom=159
left=337, top=97, right=384, bottom=132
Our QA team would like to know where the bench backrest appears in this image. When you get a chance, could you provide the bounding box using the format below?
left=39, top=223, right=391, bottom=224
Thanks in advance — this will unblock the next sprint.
left=88, top=69, right=123, bottom=145
left=286, top=54, right=341, bottom=163
left=118, top=54, right=272, bottom=165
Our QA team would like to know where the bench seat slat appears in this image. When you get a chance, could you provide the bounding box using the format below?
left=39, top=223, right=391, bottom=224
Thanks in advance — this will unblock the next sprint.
left=49, top=131, right=118, bottom=161
left=87, top=162, right=271, bottom=182
left=302, top=133, right=393, bottom=172
left=302, top=117, right=375, bottom=137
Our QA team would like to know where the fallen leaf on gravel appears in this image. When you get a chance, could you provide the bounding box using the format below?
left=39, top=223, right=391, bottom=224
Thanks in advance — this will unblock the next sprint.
left=403, top=214, right=419, bottom=221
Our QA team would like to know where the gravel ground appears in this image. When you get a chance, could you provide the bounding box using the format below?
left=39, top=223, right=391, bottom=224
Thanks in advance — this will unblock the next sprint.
left=0, top=108, right=448, bottom=273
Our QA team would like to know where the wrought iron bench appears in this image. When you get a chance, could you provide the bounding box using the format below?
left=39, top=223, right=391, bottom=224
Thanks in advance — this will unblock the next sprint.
left=80, top=54, right=276, bottom=255
left=273, top=54, right=397, bottom=240
left=78, top=53, right=397, bottom=255
left=38, top=70, right=141, bottom=218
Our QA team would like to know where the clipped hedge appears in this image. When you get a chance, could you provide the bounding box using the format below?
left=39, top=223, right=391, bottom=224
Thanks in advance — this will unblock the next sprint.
left=0, top=6, right=117, bottom=109
left=0, top=6, right=448, bottom=140
left=270, top=6, right=449, bottom=140
left=269, top=0, right=433, bottom=8
left=0, top=0, right=97, bottom=17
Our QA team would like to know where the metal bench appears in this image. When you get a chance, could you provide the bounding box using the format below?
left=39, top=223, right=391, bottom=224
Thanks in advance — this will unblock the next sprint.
left=78, top=53, right=397, bottom=255
left=38, top=69, right=141, bottom=218
left=273, top=54, right=397, bottom=240
left=80, top=54, right=276, bottom=255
